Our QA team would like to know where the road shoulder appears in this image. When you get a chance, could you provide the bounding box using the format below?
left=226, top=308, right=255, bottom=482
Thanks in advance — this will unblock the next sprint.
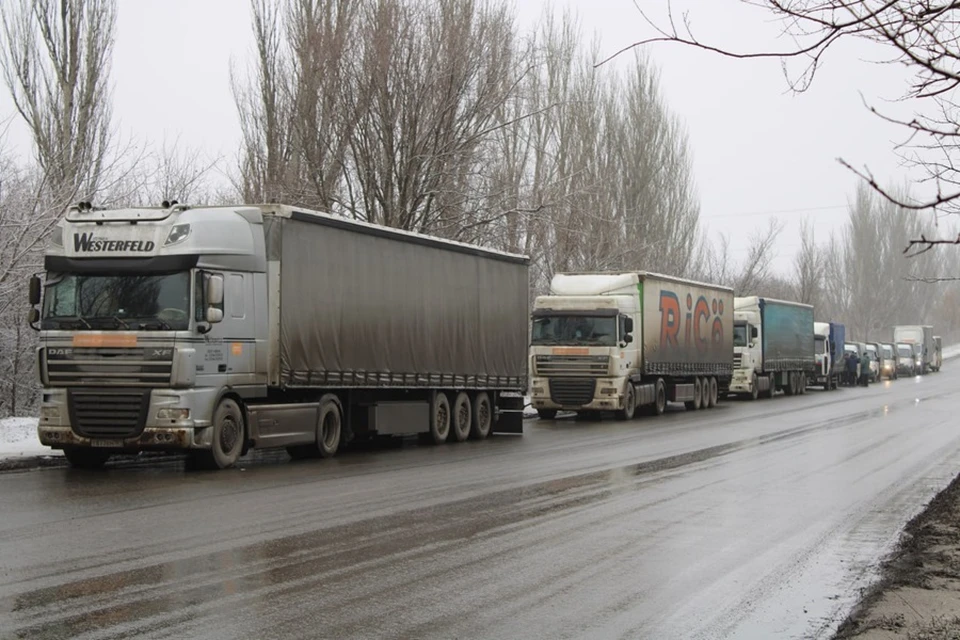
left=835, top=471, right=960, bottom=639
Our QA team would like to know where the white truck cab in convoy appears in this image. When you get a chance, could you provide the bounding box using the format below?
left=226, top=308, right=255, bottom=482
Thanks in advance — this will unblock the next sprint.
left=529, top=272, right=733, bottom=420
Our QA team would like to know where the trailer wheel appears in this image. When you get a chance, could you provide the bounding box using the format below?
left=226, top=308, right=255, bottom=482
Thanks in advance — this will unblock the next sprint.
left=63, top=447, right=111, bottom=469
left=616, top=384, right=637, bottom=421
left=427, top=391, right=451, bottom=444
left=762, top=375, right=775, bottom=398
left=647, top=378, right=667, bottom=416
left=536, top=409, right=557, bottom=420
left=316, top=395, right=342, bottom=458
left=471, top=392, right=493, bottom=439
left=749, top=373, right=759, bottom=401
left=451, top=392, right=472, bottom=442
left=685, top=378, right=702, bottom=411
left=800, top=373, right=808, bottom=395
left=698, top=378, right=709, bottom=410
left=708, top=377, right=719, bottom=407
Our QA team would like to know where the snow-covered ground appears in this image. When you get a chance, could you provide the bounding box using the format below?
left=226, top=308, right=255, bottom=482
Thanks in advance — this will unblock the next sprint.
left=0, top=417, right=58, bottom=462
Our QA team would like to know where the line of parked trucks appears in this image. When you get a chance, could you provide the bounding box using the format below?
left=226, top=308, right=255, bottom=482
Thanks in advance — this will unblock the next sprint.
left=24, top=202, right=945, bottom=469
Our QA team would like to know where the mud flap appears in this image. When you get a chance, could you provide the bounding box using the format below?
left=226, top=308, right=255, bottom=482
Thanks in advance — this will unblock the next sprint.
left=492, top=393, right=525, bottom=435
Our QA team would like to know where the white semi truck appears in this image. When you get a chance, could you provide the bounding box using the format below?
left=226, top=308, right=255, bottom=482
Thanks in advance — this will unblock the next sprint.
left=28, top=203, right=528, bottom=469
left=893, top=325, right=935, bottom=374
left=731, top=296, right=816, bottom=399
left=529, top=272, right=734, bottom=419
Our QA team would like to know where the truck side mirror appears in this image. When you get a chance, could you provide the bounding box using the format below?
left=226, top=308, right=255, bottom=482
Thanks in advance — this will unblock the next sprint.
left=27, top=308, right=39, bottom=329
left=624, top=334, right=633, bottom=344
left=206, top=307, right=224, bottom=324
left=28, top=275, right=41, bottom=306
left=206, top=274, right=224, bottom=306
left=751, top=327, right=759, bottom=339
left=624, top=317, right=634, bottom=334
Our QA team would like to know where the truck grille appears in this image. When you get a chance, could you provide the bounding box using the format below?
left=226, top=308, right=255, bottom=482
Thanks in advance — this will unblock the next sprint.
left=549, top=378, right=597, bottom=407
left=67, top=389, right=150, bottom=439
left=45, top=346, right=174, bottom=387
left=535, top=355, right=609, bottom=377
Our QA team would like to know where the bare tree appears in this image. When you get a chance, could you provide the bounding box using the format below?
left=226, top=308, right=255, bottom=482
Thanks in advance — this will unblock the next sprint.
left=733, top=218, right=785, bottom=294
left=794, top=218, right=824, bottom=307
left=610, top=1, right=960, bottom=248
left=0, top=0, right=116, bottom=201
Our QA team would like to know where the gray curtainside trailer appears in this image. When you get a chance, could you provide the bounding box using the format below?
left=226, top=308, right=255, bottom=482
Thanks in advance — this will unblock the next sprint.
left=31, top=203, right=529, bottom=469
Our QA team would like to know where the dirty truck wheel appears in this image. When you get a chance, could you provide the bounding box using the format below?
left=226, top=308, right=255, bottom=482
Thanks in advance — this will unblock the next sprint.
left=193, top=398, right=245, bottom=470
left=63, top=447, right=111, bottom=469
left=685, top=377, right=702, bottom=411
left=451, top=392, right=472, bottom=442
left=750, top=373, right=759, bottom=401
left=427, top=392, right=451, bottom=444
left=708, top=377, right=719, bottom=408
left=647, top=378, right=666, bottom=416
left=697, top=377, right=708, bottom=410
left=471, top=392, right=493, bottom=439
left=316, top=395, right=342, bottom=458
left=616, top=384, right=636, bottom=421
left=536, top=408, right=557, bottom=421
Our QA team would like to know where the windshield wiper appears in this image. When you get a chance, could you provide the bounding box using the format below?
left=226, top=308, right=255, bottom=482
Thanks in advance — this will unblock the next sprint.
left=112, top=316, right=132, bottom=329
left=142, top=317, right=172, bottom=330
left=55, top=316, right=92, bottom=329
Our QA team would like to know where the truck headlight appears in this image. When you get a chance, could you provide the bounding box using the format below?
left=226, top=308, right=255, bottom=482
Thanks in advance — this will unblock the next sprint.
left=600, top=387, right=618, bottom=396
left=157, top=408, right=190, bottom=420
left=40, top=406, right=60, bottom=419
left=532, top=386, right=545, bottom=395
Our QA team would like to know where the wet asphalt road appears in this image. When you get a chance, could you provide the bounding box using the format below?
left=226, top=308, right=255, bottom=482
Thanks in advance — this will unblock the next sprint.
left=2, top=371, right=960, bottom=640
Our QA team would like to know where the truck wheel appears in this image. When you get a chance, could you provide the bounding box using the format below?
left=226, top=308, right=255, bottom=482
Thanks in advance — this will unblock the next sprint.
left=762, top=375, right=775, bottom=399
left=427, top=391, right=451, bottom=444
left=799, top=373, right=807, bottom=395
left=616, top=384, right=637, bottom=420
left=685, top=378, right=702, bottom=411
left=536, top=408, right=558, bottom=421
left=316, top=395, right=342, bottom=457
left=192, top=398, right=245, bottom=470
left=647, top=378, right=666, bottom=416
left=63, top=447, right=111, bottom=469
left=451, top=392, right=472, bottom=442
left=708, top=377, right=719, bottom=407
left=698, top=378, right=708, bottom=410
left=471, top=392, right=493, bottom=439
left=749, top=374, right=759, bottom=401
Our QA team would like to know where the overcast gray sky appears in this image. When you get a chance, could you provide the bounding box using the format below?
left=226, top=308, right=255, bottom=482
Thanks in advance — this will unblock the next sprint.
left=0, top=0, right=925, bottom=273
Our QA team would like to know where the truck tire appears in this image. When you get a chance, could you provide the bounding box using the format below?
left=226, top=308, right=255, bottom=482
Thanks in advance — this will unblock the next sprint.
left=647, top=378, right=666, bottom=416
left=749, top=374, right=759, bottom=401
left=451, top=392, right=472, bottom=442
left=762, top=375, right=775, bottom=399
left=616, top=384, right=637, bottom=421
left=427, top=391, right=451, bottom=444
left=63, top=447, right=111, bottom=469
left=192, top=398, right=245, bottom=470
left=471, top=392, right=493, bottom=439
left=685, top=378, right=702, bottom=411
left=698, top=378, right=708, bottom=410
left=316, top=395, right=342, bottom=458
left=536, top=408, right=557, bottom=421
left=784, top=373, right=795, bottom=396
left=708, top=377, right=719, bottom=408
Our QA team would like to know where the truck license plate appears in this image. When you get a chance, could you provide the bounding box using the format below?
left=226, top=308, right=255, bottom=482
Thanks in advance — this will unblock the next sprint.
left=91, top=439, right=123, bottom=448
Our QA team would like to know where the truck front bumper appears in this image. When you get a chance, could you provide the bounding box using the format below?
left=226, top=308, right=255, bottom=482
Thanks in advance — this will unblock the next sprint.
left=37, top=387, right=220, bottom=452
left=529, top=376, right=626, bottom=411
left=729, top=368, right=754, bottom=393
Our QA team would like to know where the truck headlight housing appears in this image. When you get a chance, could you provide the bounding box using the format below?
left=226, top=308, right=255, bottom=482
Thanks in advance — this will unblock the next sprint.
left=164, top=224, right=191, bottom=246
left=157, top=408, right=190, bottom=420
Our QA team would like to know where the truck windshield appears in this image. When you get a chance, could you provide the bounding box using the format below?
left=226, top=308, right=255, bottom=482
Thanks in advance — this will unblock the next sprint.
left=733, top=324, right=748, bottom=347
left=815, top=337, right=826, bottom=354
left=531, top=315, right=617, bottom=346
left=897, top=344, right=912, bottom=358
left=882, top=345, right=894, bottom=358
left=42, top=272, right=191, bottom=330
